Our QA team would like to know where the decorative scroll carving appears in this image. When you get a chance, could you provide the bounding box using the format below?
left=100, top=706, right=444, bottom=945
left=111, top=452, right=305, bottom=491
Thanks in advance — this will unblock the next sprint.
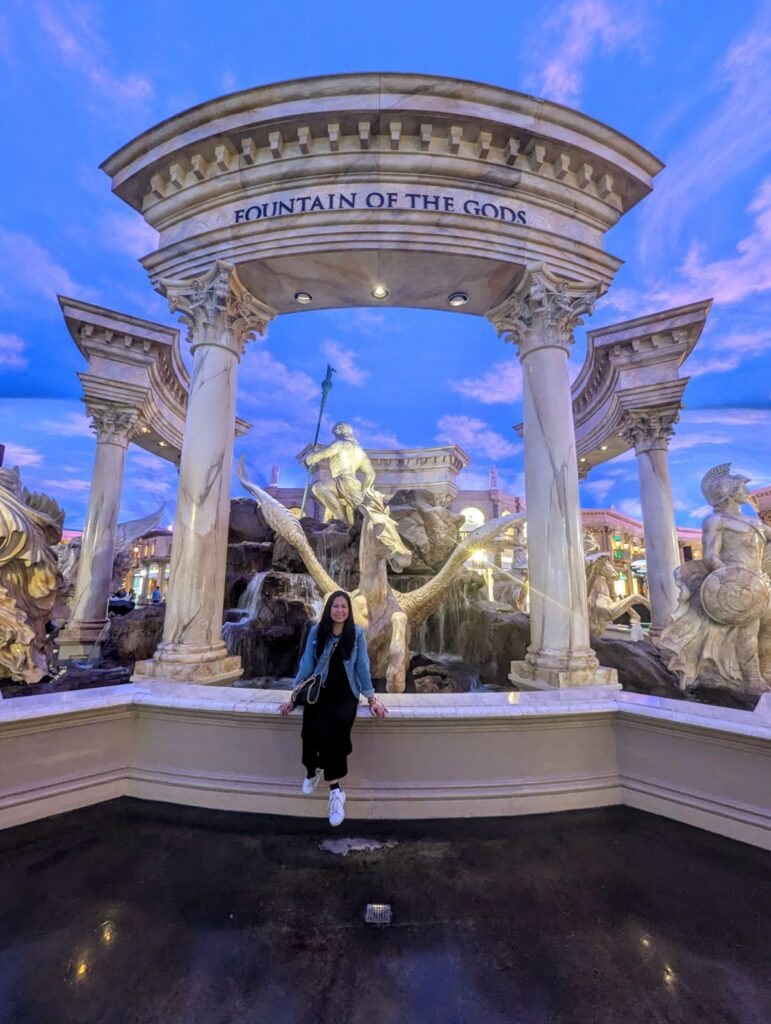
left=487, top=264, right=601, bottom=359
left=87, top=403, right=141, bottom=449
left=160, top=261, right=275, bottom=358
left=619, top=408, right=679, bottom=454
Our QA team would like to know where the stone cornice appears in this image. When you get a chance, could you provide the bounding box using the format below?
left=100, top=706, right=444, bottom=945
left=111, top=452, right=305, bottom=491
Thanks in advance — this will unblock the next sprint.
left=98, top=74, right=662, bottom=309
left=571, top=300, right=711, bottom=471
left=61, top=296, right=251, bottom=461
left=102, top=73, right=662, bottom=221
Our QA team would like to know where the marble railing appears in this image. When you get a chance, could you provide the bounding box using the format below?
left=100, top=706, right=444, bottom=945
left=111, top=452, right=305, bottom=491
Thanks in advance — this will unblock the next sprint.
left=1, top=684, right=769, bottom=849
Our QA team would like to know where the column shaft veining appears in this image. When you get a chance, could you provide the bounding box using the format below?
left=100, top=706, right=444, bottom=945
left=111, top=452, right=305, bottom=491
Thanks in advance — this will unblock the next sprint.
left=488, top=265, right=618, bottom=689
left=132, top=261, right=274, bottom=685
left=621, top=410, right=681, bottom=636
left=58, top=405, right=138, bottom=662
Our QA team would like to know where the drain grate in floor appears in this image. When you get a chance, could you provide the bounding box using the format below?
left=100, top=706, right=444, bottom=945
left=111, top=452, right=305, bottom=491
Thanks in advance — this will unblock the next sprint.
left=364, top=903, right=392, bottom=926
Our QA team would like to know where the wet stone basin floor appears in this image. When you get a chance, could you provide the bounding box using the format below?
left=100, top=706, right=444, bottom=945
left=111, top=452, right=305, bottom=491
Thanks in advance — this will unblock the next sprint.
left=0, top=801, right=769, bottom=1024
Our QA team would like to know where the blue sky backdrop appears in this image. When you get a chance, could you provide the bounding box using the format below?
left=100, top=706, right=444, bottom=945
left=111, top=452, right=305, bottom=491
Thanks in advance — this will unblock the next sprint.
left=0, top=0, right=769, bottom=530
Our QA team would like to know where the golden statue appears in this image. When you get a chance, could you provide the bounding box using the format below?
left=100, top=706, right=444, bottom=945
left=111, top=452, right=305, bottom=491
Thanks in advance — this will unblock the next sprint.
left=306, top=422, right=386, bottom=524
left=0, top=466, right=66, bottom=683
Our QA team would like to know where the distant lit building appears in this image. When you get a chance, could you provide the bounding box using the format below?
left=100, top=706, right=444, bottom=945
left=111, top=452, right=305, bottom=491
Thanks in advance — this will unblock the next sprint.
left=124, top=527, right=173, bottom=603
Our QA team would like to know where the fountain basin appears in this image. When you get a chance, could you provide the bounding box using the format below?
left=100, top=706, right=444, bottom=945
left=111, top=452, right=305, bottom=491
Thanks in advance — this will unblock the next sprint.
left=1, top=683, right=770, bottom=851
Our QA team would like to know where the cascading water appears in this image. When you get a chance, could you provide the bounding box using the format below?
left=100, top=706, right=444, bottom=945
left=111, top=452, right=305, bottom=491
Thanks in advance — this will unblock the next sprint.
left=222, top=570, right=323, bottom=680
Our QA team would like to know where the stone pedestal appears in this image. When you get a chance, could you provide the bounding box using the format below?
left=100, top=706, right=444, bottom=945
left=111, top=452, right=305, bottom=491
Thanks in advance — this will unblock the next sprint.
left=58, top=405, right=139, bottom=663
left=489, top=265, right=618, bottom=691
left=133, top=262, right=274, bottom=686
left=621, top=410, right=681, bottom=638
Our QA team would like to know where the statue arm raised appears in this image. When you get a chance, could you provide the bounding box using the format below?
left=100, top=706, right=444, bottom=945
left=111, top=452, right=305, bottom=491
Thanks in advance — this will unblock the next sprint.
left=236, top=457, right=340, bottom=596
left=398, top=513, right=526, bottom=624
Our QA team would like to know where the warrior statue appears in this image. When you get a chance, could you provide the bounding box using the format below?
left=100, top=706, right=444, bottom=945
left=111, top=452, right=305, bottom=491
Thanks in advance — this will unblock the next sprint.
left=306, top=422, right=386, bottom=525
left=0, top=465, right=66, bottom=682
left=659, top=463, right=771, bottom=696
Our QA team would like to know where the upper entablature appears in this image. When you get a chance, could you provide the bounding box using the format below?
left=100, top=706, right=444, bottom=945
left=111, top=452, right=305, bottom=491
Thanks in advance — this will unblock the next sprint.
left=101, top=72, right=663, bottom=231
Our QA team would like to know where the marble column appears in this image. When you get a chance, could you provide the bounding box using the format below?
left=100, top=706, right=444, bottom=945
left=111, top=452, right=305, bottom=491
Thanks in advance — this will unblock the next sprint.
left=620, top=409, right=681, bottom=637
left=488, top=265, right=618, bottom=690
left=58, top=404, right=139, bottom=662
left=133, top=261, right=274, bottom=685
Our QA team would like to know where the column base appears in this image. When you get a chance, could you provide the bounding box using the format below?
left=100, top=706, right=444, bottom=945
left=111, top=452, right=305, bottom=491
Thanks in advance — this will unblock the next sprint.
left=132, top=641, right=243, bottom=686
left=509, top=660, right=620, bottom=691
left=57, top=619, right=110, bottom=664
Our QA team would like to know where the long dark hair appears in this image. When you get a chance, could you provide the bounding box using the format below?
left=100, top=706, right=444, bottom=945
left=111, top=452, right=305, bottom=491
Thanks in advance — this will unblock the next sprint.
left=315, top=590, right=356, bottom=659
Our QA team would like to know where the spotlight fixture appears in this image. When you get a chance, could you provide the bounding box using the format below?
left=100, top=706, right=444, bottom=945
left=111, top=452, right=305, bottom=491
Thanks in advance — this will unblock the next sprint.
left=294, top=291, right=313, bottom=304
left=158, top=441, right=168, bottom=448
left=371, top=284, right=389, bottom=300
left=600, top=444, right=608, bottom=451
left=448, top=292, right=468, bottom=307
left=579, top=457, right=587, bottom=463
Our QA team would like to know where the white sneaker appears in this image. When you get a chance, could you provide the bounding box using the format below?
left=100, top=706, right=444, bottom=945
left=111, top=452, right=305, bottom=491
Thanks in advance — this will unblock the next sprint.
left=328, top=788, right=346, bottom=827
left=302, top=768, right=323, bottom=795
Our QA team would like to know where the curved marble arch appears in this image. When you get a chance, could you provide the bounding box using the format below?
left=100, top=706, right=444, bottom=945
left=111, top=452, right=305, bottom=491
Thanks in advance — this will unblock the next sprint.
left=100, top=72, right=663, bottom=689
left=56, top=298, right=249, bottom=662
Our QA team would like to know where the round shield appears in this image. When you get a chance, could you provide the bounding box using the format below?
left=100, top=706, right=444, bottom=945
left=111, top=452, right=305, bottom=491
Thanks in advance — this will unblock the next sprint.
left=700, top=566, right=770, bottom=626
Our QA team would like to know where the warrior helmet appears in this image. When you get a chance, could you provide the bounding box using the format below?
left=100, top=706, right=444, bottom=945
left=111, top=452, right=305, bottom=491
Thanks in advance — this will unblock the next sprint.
left=700, top=463, right=750, bottom=510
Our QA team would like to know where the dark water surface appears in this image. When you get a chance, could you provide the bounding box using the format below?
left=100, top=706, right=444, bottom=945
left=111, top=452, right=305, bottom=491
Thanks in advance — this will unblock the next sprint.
left=0, top=800, right=769, bottom=1024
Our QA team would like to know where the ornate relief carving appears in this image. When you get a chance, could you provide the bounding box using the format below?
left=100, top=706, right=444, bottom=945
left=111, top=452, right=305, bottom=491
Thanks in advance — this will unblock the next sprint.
left=619, top=408, right=679, bottom=453
left=87, top=403, right=141, bottom=448
left=160, top=261, right=275, bottom=358
left=487, top=264, right=600, bottom=359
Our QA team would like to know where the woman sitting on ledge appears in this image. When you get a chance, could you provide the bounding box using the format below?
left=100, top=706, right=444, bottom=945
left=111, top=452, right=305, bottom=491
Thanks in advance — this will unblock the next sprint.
left=280, top=591, right=388, bottom=827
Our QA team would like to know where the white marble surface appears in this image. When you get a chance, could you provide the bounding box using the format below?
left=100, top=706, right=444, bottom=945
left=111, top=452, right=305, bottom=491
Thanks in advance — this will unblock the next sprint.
left=636, top=446, right=680, bottom=633
left=2, top=681, right=771, bottom=843
left=134, top=264, right=274, bottom=685
left=489, top=267, right=612, bottom=689
left=59, top=411, right=135, bottom=658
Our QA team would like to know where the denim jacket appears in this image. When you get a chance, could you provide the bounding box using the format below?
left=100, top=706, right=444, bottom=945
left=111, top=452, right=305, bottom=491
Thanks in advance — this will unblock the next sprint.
left=293, top=623, right=374, bottom=700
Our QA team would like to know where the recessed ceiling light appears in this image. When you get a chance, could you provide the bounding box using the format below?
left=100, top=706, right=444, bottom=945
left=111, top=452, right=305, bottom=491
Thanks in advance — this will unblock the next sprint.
left=580, top=457, right=587, bottom=462
left=294, top=291, right=313, bottom=304
left=448, top=292, right=468, bottom=307
left=600, top=444, right=608, bottom=451
left=371, top=284, right=389, bottom=300
left=158, top=441, right=168, bottom=448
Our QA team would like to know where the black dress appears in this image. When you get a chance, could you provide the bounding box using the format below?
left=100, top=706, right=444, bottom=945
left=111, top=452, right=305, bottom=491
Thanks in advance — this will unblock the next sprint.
left=301, top=640, right=359, bottom=782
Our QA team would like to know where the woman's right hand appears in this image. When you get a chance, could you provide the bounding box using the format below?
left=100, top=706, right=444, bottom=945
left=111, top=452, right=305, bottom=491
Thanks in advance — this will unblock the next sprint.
left=278, top=701, right=294, bottom=716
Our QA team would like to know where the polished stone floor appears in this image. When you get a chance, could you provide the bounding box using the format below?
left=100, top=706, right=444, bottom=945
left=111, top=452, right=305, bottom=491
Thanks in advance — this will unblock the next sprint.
left=0, top=801, right=769, bottom=1024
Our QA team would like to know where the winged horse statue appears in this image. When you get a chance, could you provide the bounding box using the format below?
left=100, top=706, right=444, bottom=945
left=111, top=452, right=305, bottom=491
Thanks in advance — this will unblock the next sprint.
left=236, top=457, right=523, bottom=692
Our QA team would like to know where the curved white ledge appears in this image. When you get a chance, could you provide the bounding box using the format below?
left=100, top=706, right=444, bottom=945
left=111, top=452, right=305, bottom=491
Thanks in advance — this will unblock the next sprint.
left=2, top=684, right=770, bottom=851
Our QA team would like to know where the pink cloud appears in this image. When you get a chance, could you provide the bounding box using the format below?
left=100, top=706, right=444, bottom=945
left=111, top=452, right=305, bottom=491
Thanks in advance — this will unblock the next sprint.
left=436, top=415, right=521, bottom=460
left=35, top=1, right=153, bottom=102
left=3, top=444, right=44, bottom=467
left=639, top=19, right=771, bottom=264
left=449, top=361, right=522, bottom=404
left=529, top=0, right=646, bottom=105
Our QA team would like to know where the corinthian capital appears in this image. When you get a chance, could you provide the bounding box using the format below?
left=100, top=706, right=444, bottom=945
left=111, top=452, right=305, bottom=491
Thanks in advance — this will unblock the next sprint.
left=160, top=260, right=276, bottom=358
left=619, top=408, right=679, bottom=454
left=487, top=264, right=601, bottom=359
left=87, top=403, right=141, bottom=448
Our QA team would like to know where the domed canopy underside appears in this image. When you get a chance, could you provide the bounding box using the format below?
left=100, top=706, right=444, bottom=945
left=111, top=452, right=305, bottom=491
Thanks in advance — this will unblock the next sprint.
left=102, top=72, right=663, bottom=314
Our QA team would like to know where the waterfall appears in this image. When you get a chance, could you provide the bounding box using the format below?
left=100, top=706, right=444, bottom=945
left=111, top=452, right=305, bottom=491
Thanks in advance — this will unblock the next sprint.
left=222, top=570, right=323, bottom=680
left=237, top=571, right=270, bottom=616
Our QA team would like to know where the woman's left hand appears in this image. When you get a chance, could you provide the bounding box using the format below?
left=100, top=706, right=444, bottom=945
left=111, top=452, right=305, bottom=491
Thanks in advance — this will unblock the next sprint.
left=368, top=698, right=388, bottom=719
